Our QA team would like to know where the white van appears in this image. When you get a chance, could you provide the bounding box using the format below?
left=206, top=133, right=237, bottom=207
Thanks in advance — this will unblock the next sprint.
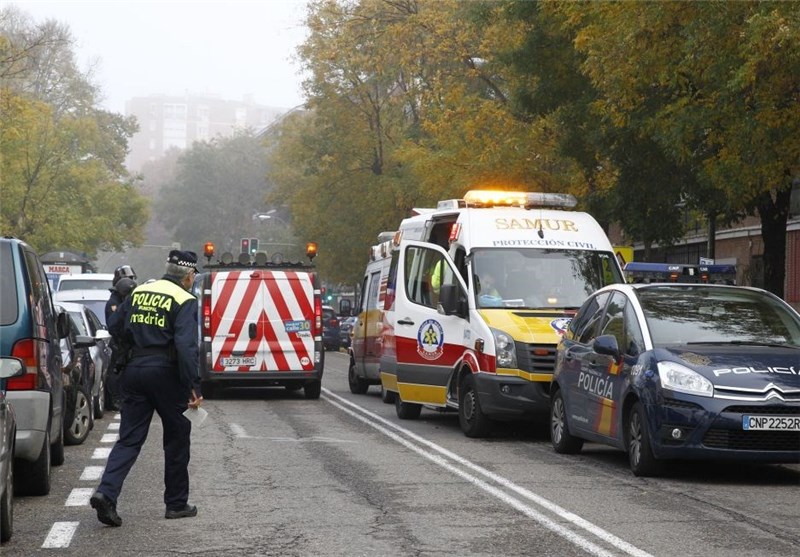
left=381, top=190, right=625, bottom=437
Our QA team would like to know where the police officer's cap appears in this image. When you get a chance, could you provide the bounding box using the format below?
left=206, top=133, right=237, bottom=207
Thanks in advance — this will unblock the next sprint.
left=167, top=250, right=198, bottom=271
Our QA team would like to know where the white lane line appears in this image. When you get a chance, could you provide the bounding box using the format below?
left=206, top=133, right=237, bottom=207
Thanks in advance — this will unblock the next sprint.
left=323, top=388, right=652, bottom=557
left=80, top=466, right=105, bottom=481
left=65, top=487, right=94, bottom=506
left=114, top=412, right=121, bottom=420
left=92, top=447, right=112, bottom=459
left=42, top=522, right=79, bottom=548
left=231, top=423, right=257, bottom=438
left=107, top=422, right=120, bottom=430
left=101, top=433, right=119, bottom=443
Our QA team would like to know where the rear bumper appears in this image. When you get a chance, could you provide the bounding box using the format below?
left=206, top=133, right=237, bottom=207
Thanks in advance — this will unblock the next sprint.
left=6, top=390, right=50, bottom=462
left=200, top=369, right=323, bottom=388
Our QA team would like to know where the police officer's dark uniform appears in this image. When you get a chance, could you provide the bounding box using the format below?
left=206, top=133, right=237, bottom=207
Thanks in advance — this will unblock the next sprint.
left=105, top=270, right=138, bottom=411
left=90, top=251, right=202, bottom=527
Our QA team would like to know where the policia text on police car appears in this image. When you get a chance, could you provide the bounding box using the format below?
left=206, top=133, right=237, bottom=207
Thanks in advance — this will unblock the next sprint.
left=90, top=250, right=204, bottom=527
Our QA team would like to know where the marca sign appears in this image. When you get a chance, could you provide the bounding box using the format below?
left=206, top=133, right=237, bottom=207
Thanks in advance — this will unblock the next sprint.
left=45, top=264, right=82, bottom=275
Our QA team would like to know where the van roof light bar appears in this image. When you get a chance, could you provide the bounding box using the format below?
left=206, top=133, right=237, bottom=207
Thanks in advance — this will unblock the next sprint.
left=459, top=190, right=578, bottom=209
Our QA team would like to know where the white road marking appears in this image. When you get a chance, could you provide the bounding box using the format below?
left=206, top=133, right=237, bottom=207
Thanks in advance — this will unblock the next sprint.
left=230, top=423, right=254, bottom=438
left=323, top=388, right=652, bottom=557
left=65, top=488, right=94, bottom=506
left=230, top=423, right=354, bottom=443
left=107, top=422, right=120, bottom=430
left=101, top=433, right=119, bottom=443
left=92, top=447, right=112, bottom=459
left=42, top=522, right=79, bottom=548
left=80, top=466, right=105, bottom=481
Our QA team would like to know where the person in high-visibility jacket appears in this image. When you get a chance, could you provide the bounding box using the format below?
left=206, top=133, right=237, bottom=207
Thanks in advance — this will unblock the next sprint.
left=90, top=250, right=203, bottom=527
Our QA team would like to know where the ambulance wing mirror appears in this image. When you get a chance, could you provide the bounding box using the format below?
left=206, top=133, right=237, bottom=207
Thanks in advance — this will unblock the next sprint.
left=339, top=299, right=352, bottom=316
left=438, top=284, right=466, bottom=317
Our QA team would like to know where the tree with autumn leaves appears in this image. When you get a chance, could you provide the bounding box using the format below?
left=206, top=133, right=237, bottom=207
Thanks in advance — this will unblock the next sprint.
left=269, top=0, right=797, bottom=298
left=0, top=7, right=147, bottom=257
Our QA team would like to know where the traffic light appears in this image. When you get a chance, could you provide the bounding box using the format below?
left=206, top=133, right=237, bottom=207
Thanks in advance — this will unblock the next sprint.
left=250, top=238, right=259, bottom=255
left=240, top=238, right=250, bottom=254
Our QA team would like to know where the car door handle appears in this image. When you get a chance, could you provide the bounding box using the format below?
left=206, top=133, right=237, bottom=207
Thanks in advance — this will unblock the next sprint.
left=397, top=318, right=414, bottom=326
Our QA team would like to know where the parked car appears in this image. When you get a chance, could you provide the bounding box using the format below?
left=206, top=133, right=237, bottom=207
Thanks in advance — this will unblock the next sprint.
left=0, top=357, right=25, bottom=543
left=57, top=301, right=112, bottom=419
left=55, top=303, right=97, bottom=446
left=0, top=237, right=68, bottom=496
left=339, top=316, right=357, bottom=349
left=550, top=283, right=800, bottom=476
left=54, top=288, right=111, bottom=326
left=55, top=273, right=114, bottom=293
left=322, top=305, right=341, bottom=352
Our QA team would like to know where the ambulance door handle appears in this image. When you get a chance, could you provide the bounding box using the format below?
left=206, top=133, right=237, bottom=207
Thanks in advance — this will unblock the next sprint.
left=397, top=318, right=414, bottom=326
left=248, top=323, right=257, bottom=339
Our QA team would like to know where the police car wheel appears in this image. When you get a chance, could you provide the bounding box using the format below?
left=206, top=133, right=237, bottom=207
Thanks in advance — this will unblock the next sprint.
left=348, top=362, right=369, bottom=394
left=458, top=374, right=492, bottom=438
left=550, top=389, right=583, bottom=454
left=395, top=394, right=421, bottom=419
left=380, top=384, right=396, bottom=404
left=627, top=402, right=662, bottom=477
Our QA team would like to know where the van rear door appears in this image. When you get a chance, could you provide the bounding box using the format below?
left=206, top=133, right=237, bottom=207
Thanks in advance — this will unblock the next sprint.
left=210, top=270, right=316, bottom=373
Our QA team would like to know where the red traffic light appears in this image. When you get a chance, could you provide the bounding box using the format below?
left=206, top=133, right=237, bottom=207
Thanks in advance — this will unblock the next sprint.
left=241, top=238, right=250, bottom=254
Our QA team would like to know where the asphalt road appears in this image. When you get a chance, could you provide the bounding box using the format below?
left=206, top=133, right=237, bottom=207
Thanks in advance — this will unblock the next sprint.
left=7, top=351, right=800, bottom=556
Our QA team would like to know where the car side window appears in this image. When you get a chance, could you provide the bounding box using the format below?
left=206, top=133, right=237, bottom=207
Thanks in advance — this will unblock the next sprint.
left=405, top=246, right=444, bottom=309
left=599, top=292, right=626, bottom=350
left=570, top=292, right=611, bottom=344
left=623, top=301, right=645, bottom=357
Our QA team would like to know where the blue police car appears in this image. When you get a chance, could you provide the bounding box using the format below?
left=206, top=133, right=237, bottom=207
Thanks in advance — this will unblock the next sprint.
left=550, top=283, right=800, bottom=476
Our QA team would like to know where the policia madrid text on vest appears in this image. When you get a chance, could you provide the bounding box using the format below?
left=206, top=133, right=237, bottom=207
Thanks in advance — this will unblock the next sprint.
left=90, top=250, right=203, bottom=527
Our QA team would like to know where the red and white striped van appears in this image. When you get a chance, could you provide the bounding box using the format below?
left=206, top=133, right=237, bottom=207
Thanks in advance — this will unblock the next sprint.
left=196, top=253, right=324, bottom=399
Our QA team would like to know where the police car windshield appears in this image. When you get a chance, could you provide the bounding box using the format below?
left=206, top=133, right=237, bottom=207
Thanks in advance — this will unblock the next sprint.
left=471, top=248, right=623, bottom=309
left=637, top=287, right=800, bottom=347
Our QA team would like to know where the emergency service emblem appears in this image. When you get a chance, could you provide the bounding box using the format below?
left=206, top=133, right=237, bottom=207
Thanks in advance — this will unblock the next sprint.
left=417, top=319, right=444, bottom=361
left=550, top=317, right=572, bottom=337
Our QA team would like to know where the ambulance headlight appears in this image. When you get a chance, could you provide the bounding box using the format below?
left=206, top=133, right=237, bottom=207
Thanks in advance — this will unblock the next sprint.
left=491, top=328, right=517, bottom=369
left=657, top=361, right=713, bottom=397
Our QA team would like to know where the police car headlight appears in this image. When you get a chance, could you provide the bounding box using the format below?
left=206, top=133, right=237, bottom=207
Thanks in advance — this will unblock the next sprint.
left=657, top=361, right=714, bottom=397
left=490, top=328, right=517, bottom=369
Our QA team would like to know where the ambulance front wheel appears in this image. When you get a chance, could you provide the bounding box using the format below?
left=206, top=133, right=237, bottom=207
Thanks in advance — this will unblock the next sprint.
left=459, top=373, right=492, bottom=438
left=395, top=394, right=421, bottom=419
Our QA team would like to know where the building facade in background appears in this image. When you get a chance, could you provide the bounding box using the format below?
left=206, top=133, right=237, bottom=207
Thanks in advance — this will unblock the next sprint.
left=125, top=93, right=285, bottom=171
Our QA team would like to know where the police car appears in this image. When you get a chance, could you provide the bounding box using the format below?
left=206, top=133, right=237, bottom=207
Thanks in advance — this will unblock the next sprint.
left=550, top=283, right=800, bottom=476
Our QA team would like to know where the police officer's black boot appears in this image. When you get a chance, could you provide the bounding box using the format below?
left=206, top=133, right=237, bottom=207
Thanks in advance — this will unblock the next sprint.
left=165, top=504, right=197, bottom=519
left=90, top=492, right=122, bottom=527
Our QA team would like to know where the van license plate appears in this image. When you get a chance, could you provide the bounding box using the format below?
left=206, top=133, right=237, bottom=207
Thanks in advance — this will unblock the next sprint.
left=220, top=357, right=256, bottom=367
left=742, top=415, right=800, bottom=431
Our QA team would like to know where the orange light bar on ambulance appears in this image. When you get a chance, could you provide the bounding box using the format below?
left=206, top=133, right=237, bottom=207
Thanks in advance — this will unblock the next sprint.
left=463, top=190, right=578, bottom=209
left=203, top=242, right=215, bottom=259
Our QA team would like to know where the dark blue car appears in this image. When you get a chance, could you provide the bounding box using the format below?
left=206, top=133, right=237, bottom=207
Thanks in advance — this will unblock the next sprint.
left=550, top=283, right=800, bottom=476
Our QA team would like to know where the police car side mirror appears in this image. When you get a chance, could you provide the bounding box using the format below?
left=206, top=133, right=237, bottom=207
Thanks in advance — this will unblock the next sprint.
left=593, top=335, right=620, bottom=360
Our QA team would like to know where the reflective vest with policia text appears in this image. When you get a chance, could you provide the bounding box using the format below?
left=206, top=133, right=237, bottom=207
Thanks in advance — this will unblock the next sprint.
left=120, top=278, right=198, bottom=381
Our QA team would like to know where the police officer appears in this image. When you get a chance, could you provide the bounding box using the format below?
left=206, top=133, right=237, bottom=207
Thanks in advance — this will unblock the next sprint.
left=90, top=250, right=203, bottom=527
left=106, top=265, right=137, bottom=321
left=105, top=271, right=138, bottom=411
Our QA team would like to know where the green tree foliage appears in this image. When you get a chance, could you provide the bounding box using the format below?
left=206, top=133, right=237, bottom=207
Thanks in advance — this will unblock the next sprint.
left=0, top=6, right=147, bottom=256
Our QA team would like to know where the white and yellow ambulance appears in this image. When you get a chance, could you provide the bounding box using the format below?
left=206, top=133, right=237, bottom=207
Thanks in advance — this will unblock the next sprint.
left=380, top=189, right=624, bottom=437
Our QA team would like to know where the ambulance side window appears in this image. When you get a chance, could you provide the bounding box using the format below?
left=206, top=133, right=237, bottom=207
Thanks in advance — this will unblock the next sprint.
left=359, top=275, right=369, bottom=313
left=405, top=246, right=444, bottom=309
left=366, top=271, right=381, bottom=311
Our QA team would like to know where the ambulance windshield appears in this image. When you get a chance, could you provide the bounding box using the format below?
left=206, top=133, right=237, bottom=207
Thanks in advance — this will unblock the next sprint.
left=472, top=248, right=623, bottom=309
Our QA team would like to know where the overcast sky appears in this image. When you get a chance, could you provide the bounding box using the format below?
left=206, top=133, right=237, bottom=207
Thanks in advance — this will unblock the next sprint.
left=12, top=0, right=309, bottom=114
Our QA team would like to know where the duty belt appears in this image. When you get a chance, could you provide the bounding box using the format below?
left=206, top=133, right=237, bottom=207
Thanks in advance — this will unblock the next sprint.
left=130, top=345, right=176, bottom=362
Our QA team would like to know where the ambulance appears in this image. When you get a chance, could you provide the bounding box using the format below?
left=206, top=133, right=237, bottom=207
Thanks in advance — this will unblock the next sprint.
left=194, top=242, right=325, bottom=399
left=348, top=232, right=396, bottom=402
left=379, top=189, right=625, bottom=437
